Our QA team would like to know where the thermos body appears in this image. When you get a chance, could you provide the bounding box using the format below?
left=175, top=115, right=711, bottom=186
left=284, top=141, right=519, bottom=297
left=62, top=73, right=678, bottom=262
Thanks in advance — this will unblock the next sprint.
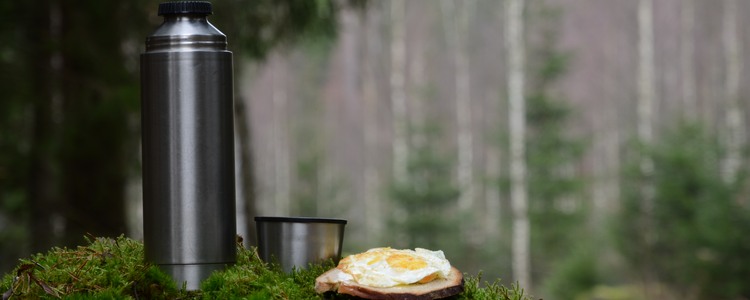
left=141, top=1, right=236, bottom=290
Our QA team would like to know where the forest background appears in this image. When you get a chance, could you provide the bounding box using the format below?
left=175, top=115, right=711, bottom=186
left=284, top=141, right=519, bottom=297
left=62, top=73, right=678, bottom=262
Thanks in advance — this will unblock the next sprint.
left=2, top=0, right=750, bottom=299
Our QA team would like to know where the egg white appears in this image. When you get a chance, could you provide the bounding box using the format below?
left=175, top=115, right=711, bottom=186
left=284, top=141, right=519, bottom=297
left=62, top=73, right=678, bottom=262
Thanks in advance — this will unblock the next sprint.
left=337, top=247, right=452, bottom=288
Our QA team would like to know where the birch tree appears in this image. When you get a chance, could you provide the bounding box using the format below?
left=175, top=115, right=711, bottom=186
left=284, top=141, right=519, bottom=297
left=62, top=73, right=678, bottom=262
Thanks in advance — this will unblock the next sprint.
left=484, top=0, right=505, bottom=243
left=638, top=0, right=655, bottom=171
left=636, top=0, right=657, bottom=293
left=485, top=94, right=501, bottom=239
left=680, top=0, right=696, bottom=120
left=390, top=0, right=408, bottom=185
left=637, top=0, right=655, bottom=209
left=272, top=60, right=291, bottom=215
left=507, top=0, right=530, bottom=291
left=721, top=0, right=744, bottom=184
left=361, top=5, right=383, bottom=241
left=455, top=0, right=475, bottom=213
left=441, top=0, right=476, bottom=212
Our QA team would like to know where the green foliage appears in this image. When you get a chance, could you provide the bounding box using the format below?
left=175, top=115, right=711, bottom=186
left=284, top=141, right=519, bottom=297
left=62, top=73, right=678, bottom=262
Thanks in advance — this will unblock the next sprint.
left=524, top=1, right=589, bottom=295
left=387, top=121, right=461, bottom=251
left=575, top=285, right=646, bottom=300
left=290, top=137, right=332, bottom=216
left=542, top=244, right=597, bottom=300
left=1, top=236, right=528, bottom=299
left=614, top=123, right=750, bottom=299
left=213, top=0, right=346, bottom=60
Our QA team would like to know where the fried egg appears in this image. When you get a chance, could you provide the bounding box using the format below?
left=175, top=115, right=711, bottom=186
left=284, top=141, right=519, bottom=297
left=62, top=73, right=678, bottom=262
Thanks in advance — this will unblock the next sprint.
left=336, top=247, right=452, bottom=288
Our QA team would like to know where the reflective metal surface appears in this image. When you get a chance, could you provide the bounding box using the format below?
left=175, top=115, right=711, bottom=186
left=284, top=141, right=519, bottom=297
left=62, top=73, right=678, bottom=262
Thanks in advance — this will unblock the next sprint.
left=255, top=217, right=347, bottom=273
left=141, top=1, right=236, bottom=290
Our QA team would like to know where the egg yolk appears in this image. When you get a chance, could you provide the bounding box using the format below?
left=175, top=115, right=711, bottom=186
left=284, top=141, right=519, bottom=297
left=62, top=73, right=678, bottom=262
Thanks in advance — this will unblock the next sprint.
left=418, top=272, right=438, bottom=284
left=386, top=253, right=428, bottom=270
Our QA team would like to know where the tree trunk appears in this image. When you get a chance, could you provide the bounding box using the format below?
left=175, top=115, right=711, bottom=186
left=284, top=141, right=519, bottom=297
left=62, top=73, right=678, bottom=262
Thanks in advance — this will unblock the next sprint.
left=681, top=0, right=696, bottom=120
left=409, top=35, right=425, bottom=144
left=593, top=41, right=621, bottom=229
left=26, top=0, right=59, bottom=253
left=341, top=5, right=364, bottom=220
left=362, top=6, right=382, bottom=242
left=484, top=128, right=501, bottom=238
left=637, top=0, right=655, bottom=193
left=441, top=0, right=476, bottom=212
left=236, top=97, right=257, bottom=246
left=721, top=0, right=743, bottom=184
left=637, top=0, right=656, bottom=295
left=456, top=0, right=474, bottom=213
left=272, top=59, right=291, bottom=216
left=390, top=0, right=408, bottom=185
left=638, top=0, right=655, bottom=174
left=507, top=0, right=530, bottom=291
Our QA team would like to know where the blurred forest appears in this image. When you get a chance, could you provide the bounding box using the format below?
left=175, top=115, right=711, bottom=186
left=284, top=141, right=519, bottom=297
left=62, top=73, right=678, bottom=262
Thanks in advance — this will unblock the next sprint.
left=2, top=0, right=750, bottom=299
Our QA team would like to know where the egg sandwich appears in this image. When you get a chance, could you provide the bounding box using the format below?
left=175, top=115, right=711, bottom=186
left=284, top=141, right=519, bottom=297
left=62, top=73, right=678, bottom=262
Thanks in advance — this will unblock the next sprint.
left=315, top=247, right=464, bottom=299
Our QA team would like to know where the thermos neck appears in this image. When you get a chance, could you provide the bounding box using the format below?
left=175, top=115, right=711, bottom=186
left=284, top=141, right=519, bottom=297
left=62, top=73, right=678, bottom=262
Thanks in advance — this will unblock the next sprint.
left=145, top=14, right=227, bottom=52
left=164, top=14, right=210, bottom=21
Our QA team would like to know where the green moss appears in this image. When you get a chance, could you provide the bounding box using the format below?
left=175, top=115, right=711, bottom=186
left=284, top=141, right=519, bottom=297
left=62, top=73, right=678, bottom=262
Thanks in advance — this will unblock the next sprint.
left=456, top=272, right=529, bottom=300
left=200, top=245, right=338, bottom=299
left=1, top=237, right=531, bottom=299
left=1, top=236, right=178, bottom=299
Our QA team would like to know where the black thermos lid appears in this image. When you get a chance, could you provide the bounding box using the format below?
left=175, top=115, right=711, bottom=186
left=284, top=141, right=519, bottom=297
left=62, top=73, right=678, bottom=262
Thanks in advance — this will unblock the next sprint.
left=158, top=1, right=212, bottom=16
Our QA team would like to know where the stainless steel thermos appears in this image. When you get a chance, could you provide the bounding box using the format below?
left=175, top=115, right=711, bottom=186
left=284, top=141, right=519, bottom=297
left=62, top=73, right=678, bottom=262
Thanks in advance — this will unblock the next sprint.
left=141, top=1, right=236, bottom=289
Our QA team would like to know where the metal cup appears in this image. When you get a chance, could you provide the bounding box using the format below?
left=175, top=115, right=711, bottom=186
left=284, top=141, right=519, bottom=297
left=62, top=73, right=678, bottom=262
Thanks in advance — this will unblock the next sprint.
left=255, top=217, right=346, bottom=273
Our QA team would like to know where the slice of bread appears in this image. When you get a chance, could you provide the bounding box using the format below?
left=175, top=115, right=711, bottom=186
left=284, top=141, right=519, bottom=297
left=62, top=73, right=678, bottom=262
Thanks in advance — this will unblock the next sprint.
left=315, top=266, right=464, bottom=300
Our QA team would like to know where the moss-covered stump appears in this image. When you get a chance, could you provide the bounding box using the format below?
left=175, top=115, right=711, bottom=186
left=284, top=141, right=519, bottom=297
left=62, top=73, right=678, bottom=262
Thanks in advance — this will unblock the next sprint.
left=1, top=236, right=531, bottom=299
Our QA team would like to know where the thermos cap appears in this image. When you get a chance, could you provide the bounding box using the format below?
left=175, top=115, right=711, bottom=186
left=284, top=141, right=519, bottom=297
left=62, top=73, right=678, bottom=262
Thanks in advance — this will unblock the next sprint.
left=158, top=1, right=212, bottom=16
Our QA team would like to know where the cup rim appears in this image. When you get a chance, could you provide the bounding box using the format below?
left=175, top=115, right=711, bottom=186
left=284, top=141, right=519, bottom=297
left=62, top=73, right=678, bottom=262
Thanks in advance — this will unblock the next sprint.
left=254, top=216, right=347, bottom=224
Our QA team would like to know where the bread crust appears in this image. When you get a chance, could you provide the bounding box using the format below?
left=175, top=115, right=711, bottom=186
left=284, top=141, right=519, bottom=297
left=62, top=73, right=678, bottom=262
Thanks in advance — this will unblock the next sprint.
left=315, top=266, right=464, bottom=300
